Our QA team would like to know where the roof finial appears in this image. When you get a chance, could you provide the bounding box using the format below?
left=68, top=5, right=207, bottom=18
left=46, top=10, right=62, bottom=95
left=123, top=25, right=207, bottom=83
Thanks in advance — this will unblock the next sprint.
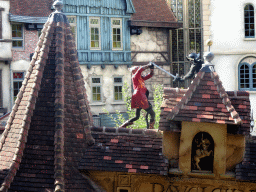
left=53, top=0, right=63, bottom=12
left=203, top=39, right=214, bottom=66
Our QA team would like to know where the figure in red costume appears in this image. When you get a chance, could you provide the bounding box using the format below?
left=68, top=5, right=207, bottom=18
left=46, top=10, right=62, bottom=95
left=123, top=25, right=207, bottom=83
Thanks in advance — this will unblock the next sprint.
left=120, top=63, right=155, bottom=129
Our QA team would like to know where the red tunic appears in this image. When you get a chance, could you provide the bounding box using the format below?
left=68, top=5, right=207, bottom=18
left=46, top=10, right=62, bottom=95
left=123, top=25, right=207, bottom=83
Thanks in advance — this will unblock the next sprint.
left=131, top=67, right=153, bottom=109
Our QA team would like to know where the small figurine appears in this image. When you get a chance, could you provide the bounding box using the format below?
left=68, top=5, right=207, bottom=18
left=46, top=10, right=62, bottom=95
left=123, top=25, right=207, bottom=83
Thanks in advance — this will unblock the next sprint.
left=120, top=63, right=155, bottom=129
left=175, top=53, right=204, bottom=82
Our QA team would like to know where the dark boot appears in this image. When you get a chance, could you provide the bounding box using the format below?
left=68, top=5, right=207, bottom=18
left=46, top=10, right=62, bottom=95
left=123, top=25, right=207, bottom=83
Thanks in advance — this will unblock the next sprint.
left=120, top=120, right=133, bottom=128
left=149, top=121, right=155, bottom=129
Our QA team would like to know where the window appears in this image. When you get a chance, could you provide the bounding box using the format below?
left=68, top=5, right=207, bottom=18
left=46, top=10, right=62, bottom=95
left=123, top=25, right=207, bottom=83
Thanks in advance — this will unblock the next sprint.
left=117, top=187, right=131, bottom=192
left=170, top=0, right=183, bottom=22
left=111, top=18, right=122, bottom=50
left=92, top=77, right=102, bottom=102
left=13, top=72, right=24, bottom=101
left=244, top=4, right=255, bottom=38
left=114, top=77, right=123, bottom=101
left=171, top=0, right=202, bottom=89
left=89, top=17, right=100, bottom=50
left=239, top=61, right=256, bottom=91
left=12, top=24, right=23, bottom=48
left=191, top=132, right=214, bottom=172
left=67, top=16, right=77, bottom=45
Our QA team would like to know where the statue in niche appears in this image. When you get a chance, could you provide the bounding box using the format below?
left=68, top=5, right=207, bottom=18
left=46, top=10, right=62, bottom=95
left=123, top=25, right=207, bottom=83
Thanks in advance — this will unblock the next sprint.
left=192, top=132, right=214, bottom=172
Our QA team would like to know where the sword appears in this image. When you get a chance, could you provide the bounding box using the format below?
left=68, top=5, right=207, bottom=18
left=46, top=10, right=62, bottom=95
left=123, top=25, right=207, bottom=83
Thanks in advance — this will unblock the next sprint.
left=150, top=62, right=179, bottom=80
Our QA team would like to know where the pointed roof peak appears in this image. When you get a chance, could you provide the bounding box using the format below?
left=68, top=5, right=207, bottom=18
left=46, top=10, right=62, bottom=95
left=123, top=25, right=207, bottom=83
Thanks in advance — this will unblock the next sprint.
left=0, top=7, right=98, bottom=192
left=164, top=68, right=243, bottom=126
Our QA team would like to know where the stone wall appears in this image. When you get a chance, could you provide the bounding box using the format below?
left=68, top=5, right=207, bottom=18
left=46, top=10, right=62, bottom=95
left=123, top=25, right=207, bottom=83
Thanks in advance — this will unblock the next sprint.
left=131, top=27, right=172, bottom=95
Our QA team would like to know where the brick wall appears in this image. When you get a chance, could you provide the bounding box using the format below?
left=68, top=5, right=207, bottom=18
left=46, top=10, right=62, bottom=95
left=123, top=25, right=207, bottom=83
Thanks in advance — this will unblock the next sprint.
left=12, top=29, right=39, bottom=62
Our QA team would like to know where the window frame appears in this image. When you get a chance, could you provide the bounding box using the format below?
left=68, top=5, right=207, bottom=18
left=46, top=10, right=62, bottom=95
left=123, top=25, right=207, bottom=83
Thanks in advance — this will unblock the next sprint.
left=113, top=76, right=123, bottom=101
left=111, top=18, right=123, bottom=50
left=13, top=71, right=25, bottom=101
left=67, top=15, right=77, bottom=47
left=91, top=76, right=102, bottom=102
left=116, top=187, right=131, bottom=192
left=11, top=23, right=24, bottom=48
left=238, top=62, right=256, bottom=91
left=244, top=4, right=255, bottom=38
left=89, top=17, right=101, bottom=50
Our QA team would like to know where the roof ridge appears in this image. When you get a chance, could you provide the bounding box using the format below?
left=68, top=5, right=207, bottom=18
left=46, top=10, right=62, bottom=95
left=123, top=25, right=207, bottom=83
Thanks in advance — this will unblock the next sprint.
left=53, top=15, right=65, bottom=191
left=166, top=71, right=205, bottom=120
left=91, top=127, right=163, bottom=137
left=0, top=20, right=53, bottom=191
left=211, top=72, right=242, bottom=124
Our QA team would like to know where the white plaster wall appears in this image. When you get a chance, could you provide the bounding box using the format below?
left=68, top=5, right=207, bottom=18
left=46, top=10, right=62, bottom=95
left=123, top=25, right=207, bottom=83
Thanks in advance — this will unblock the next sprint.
left=0, top=1, right=11, bottom=58
left=208, top=0, right=256, bottom=124
left=210, top=0, right=256, bottom=54
left=0, top=64, right=10, bottom=110
left=80, top=65, right=132, bottom=115
left=0, top=1, right=12, bottom=111
left=0, top=1, right=11, bottom=39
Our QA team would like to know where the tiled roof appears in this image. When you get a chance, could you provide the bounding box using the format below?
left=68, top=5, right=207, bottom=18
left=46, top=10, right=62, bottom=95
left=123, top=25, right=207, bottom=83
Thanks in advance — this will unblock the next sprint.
left=130, top=0, right=182, bottom=28
left=236, top=137, right=256, bottom=181
left=10, top=0, right=53, bottom=17
left=79, top=127, right=169, bottom=176
left=0, top=10, right=101, bottom=192
left=160, top=65, right=251, bottom=135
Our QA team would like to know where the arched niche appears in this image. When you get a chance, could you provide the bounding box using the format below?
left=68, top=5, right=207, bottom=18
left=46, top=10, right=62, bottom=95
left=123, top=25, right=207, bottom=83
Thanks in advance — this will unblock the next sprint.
left=191, top=132, right=214, bottom=172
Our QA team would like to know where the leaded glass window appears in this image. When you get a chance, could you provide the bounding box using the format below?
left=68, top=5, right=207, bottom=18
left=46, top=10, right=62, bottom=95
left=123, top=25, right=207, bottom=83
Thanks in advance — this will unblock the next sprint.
left=67, top=16, right=77, bottom=46
left=12, top=24, right=23, bottom=48
left=112, top=18, right=122, bottom=50
left=239, top=59, right=256, bottom=91
left=244, top=4, right=255, bottom=38
left=92, top=77, right=102, bottom=102
left=89, top=17, right=100, bottom=50
left=170, top=0, right=183, bottom=22
left=114, top=77, right=123, bottom=101
left=170, top=0, right=202, bottom=88
left=239, top=63, right=250, bottom=89
left=13, top=72, right=24, bottom=101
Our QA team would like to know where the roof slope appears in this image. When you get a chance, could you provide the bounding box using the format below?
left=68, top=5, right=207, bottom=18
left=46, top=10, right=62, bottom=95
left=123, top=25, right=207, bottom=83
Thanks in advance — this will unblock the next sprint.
left=0, top=10, right=100, bottom=192
left=10, top=0, right=53, bottom=17
left=160, top=65, right=251, bottom=135
left=79, top=127, right=168, bottom=176
left=236, top=138, right=256, bottom=181
left=130, top=0, right=182, bottom=28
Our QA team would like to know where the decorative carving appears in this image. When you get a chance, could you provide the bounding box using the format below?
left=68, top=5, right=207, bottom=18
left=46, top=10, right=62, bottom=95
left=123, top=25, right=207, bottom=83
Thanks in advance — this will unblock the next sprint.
left=119, top=175, right=130, bottom=186
left=192, top=132, right=214, bottom=172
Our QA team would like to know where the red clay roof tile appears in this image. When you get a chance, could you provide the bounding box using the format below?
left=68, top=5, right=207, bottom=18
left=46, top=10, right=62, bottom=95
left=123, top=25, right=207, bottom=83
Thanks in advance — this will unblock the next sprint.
left=130, top=0, right=182, bottom=28
left=0, top=9, right=100, bottom=192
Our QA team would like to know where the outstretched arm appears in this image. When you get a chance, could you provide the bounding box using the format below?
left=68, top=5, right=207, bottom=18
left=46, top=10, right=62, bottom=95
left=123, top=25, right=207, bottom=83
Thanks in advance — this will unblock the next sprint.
left=142, top=63, right=154, bottom=80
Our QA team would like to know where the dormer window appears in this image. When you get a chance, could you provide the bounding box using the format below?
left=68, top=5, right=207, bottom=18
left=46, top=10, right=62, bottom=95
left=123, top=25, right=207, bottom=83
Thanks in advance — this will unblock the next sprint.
left=244, top=4, right=255, bottom=38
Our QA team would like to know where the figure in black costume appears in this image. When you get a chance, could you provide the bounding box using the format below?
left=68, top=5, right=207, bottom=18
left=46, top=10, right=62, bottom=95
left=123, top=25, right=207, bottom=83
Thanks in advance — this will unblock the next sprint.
left=175, top=53, right=204, bottom=82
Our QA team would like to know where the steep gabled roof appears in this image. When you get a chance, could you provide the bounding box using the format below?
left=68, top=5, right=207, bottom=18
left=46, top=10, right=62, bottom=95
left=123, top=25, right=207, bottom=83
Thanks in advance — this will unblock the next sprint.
left=160, top=65, right=251, bottom=135
left=0, top=9, right=101, bottom=192
left=9, top=0, right=53, bottom=24
left=130, top=0, right=182, bottom=28
left=10, top=0, right=53, bottom=17
left=79, top=127, right=168, bottom=176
